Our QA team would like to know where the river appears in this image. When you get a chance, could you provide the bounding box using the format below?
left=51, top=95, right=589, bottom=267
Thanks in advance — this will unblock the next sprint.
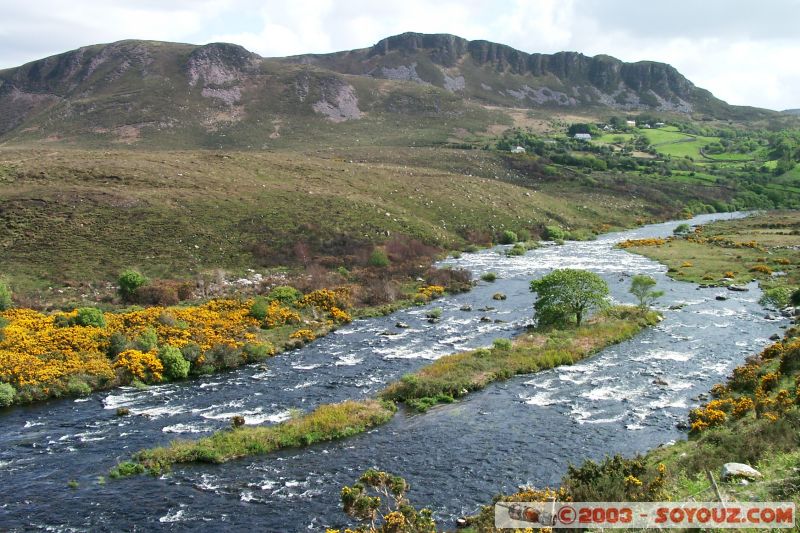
left=0, top=212, right=789, bottom=531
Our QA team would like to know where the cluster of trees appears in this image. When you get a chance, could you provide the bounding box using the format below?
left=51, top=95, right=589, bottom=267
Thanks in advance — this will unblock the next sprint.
left=530, top=269, right=662, bottom=328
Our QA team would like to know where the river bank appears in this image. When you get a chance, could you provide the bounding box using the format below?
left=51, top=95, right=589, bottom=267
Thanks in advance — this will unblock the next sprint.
left=116, top=305, right=659, bottom=475
left=0, top=212, right=788, bottom=531
left=464, top=210, right=800, bottom=532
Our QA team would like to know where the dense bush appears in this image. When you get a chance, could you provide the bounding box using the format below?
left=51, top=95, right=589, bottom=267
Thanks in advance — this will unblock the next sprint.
left=74, top=307, right=107, bottom=328
left=0, top=280, right=12, bottom=311
left=180, top=342, right=202, bottom=364
left=66, top=376, right=92, bottom=396
left=118, top=270, right=148, bottom=302
left=159, top=346, right=190, bottom=380
left=498, top=230, right=518, bottom=245
left=506, top=243, right=526, bottom=256
left=368, top=249, right=390, bottom=267
left=563, top=454, right=667, bottom=502
left=133, top=281, right=181, bottom=306
left=760, top=287, right=793, bottom=308
left=267, top=286, right=301, bottom=305
left=107, top=332, right=128, bottom=359
left=249, top=297, right=270, bottom=321
left=0, top=382, right=16, bottom=406
left=492, top=338, right=512, bottom=351
left=242, top=342, right=275, bottom=362
left=134, top=327, right=159, bottom=352
left=673, top=223, right=691, bottom=236
left=543, top=225, right=567, bottom=241
left=481, top=272, right=497, bottom=282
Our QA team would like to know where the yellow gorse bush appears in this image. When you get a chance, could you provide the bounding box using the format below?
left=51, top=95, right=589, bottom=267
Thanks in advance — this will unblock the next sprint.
left=0, top=299, right=260, bottom=393
left=618, top=238, right=667, bottom=249
left=300, top=287, right=352, bottom=311
left=263, top=300, right=301, bottom=328
left=114, top=349, right=164, bottom=382
left=290, top=329, right=316, bottom=342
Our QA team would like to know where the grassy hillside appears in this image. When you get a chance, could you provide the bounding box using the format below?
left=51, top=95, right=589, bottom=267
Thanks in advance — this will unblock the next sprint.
left=1, top=146, right=697, bottom=302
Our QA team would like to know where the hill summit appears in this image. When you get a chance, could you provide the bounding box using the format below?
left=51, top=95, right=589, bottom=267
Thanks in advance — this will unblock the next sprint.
left=0, top=32, right=774, bottom=147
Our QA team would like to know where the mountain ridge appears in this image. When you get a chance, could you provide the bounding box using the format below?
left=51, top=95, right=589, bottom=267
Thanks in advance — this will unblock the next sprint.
left=0, top=32, right=779, bottom=147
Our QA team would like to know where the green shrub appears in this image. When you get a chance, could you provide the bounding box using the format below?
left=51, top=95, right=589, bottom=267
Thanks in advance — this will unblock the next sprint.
left=407, top=393, right=454, bottom=412
left=499, top=230, right=518, bottom=245
left=242, top=342, right=274, bottom=362
left=543, top=225, right=567, bottom=241
left=368, top=249, right=390, bottom=268
left=180, top=342, right=202, bottom=364
left=791, top=288, right=800, bottom=307
left=506, top=243, right=526, bottom=256
left=516, top=229, right=531, bottom=242
left=159, top=346, right=190, bottom=380
left=760, top=287, right=793, bottom=309
left=492, top=338, right=513, bottom=351
left=0, top=280, right=12, bottom=311
left=203, top=344, right=243, bottom=369
left=66, top=377, right=92, bottom=396
left=118, top=269, right=148, bottom=302
left=267, top=286, right=302, bottom=305
left=74, top=307, right=106, bottom=328
left=107, top=332, right=128, bottom=358
left=134, top=327, right=159, bottom=352
left=425, top=307, right=443, bottom=319
left=109, top=461, right=146, bottom=478
left=673, top=223, right=691, bottom=236
left=249, top=296, right=270, bottom=320
left=481, top=272, right=497, bottom=282
left=0, top=382, right=16, bottom=406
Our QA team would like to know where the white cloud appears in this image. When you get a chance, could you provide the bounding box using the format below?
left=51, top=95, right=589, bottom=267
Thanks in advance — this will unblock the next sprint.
left=0, top=0, right=798, bottom=109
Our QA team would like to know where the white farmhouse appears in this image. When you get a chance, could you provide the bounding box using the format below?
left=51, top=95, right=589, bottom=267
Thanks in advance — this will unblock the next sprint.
left=510, top=146, right=526, bottom=154
left=574, top=133, right=592, bottom=141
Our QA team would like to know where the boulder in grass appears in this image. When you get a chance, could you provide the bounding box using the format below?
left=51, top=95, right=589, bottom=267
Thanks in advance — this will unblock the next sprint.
left=721, top=463, right=762, bottom=482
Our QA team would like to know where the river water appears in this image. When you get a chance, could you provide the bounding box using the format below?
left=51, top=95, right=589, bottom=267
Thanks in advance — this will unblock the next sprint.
left=0, top=213, right=789, bottom=531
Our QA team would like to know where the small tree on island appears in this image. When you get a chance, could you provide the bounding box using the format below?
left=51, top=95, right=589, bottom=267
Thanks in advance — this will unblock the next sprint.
left=530, top=269, right=609, bottom=328
left=629, top=275, right=664, bottom=309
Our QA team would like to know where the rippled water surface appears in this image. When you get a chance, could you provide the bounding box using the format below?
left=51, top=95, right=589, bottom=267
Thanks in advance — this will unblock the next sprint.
left=0, top=213, right=789, bottom=531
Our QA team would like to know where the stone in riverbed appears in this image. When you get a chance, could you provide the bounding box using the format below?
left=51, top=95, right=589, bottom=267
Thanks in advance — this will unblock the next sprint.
left=715, top=295, right=728, bottom=301
left=395, top=322, right=410, bottom=329
left=728, top=285, right=749, bottom=292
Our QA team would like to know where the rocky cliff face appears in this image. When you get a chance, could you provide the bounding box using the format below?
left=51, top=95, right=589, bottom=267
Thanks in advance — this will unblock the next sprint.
left=290, top=31, right=728, bottom=114
left=0, top=32, right=769, bottom=146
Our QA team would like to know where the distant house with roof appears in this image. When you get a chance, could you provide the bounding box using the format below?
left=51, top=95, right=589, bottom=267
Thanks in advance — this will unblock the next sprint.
left=510, top=145, right=526, bottom=154
left=574, top=133, right=592, bottom=141
left=626, top=120, right=636, bottom=127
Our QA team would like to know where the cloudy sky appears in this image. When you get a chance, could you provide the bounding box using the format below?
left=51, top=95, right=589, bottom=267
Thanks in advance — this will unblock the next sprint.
left=1, top=0, right=798, bottom=110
